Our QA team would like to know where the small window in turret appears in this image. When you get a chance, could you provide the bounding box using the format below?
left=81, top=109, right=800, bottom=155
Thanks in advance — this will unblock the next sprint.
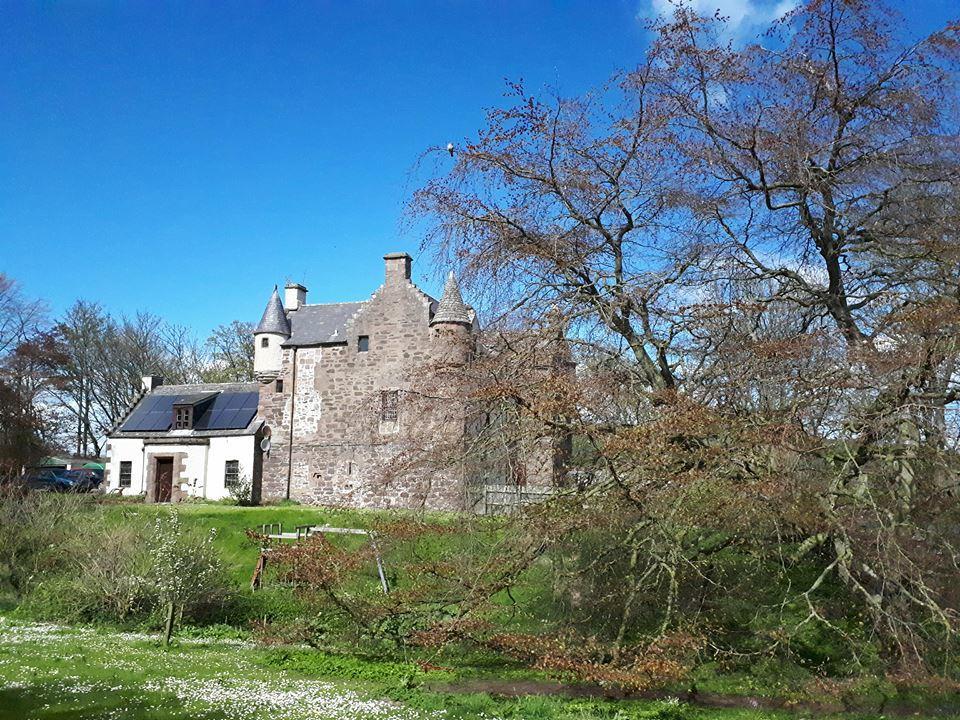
left=358, top=335, right=369, bottom=353
left=261, top=338, right=269, bottom=348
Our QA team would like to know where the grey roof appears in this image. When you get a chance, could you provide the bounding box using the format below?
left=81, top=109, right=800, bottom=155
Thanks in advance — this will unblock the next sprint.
left=153, top=382, right=258, bottom=395
left=284, top=302, right=366, bottom=346
left=255, top=287, right=291, bottom=336
left=431, top=272, right=472, bottom=326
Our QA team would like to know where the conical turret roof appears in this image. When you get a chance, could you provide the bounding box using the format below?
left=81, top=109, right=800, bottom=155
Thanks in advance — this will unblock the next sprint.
left=431, top=272, right=472, bottom=326
left=255, top=286, right=291, bottom=335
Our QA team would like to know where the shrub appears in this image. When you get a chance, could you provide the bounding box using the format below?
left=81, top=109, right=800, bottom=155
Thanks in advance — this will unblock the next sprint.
left=25, top=524, right=153, bottom=623
left=0, top=486, right=96, bottom=595
left=225, top=475, right=255, bottom=506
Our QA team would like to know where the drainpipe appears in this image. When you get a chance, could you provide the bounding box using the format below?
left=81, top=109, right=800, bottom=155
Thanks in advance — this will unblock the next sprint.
left=139, top=444, right=146, bottom=497
left=201, top=442, right=210, bottom=500
left=286, top=347, right=298, bottom=500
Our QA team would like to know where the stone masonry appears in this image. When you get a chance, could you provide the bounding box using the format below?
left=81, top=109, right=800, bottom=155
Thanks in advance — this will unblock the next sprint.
left=255, top=253, right=474, bottom=510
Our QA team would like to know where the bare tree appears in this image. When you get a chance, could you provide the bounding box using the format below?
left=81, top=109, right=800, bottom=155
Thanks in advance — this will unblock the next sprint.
left=406, top=0, right=960, bottom=673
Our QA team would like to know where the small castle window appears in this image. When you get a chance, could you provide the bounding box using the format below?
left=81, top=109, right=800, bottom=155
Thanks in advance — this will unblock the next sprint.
left=224, top=460, right=240, bottom=487
left=276, top=379, right=284, bottom=393
left=119, top=461, right=132, bottom=488
left=358, top=335, right=369, bottom=353
left=380, top=390, right=398, bottom=422
left=261, top=337, right=269, bottom=348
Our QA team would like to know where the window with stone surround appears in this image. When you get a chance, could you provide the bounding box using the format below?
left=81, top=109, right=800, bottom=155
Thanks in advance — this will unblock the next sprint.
left=380, top=390, right=398, bottom=422
left=276, top=379, right=284, bottom=393
left=358, top=335, right=369, bottom=353
left=119, top=461, right=132, bottom=488
left=261, top=337, right=269, bottom=348
left=224, top=460, right=240, bottom=487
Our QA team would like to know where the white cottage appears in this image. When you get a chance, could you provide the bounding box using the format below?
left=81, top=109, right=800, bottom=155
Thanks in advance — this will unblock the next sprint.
left=105, top=376, right=264, bottom=502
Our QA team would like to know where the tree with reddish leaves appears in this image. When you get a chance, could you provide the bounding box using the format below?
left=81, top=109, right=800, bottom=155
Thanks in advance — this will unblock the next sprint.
left=406, top=0, right=960, bottom=674
left=0, top=274, right=60, bottom=477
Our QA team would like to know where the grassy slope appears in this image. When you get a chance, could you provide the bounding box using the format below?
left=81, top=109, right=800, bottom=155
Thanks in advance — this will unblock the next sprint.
left=100, top=501, right=380, bottom=584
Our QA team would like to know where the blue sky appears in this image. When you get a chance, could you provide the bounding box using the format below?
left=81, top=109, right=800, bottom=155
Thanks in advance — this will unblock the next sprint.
left=1, top=0, right=955, bottom=338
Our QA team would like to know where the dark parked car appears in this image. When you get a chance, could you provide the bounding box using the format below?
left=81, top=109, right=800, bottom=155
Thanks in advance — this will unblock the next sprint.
left=21, top=468, right=76, bottom=492
left=62, top=468, right=104, bottom=492
left=20, top=467, right=103, bottom=493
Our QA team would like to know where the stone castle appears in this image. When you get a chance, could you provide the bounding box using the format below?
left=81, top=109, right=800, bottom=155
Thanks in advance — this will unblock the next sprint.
left=104, top=251, right=566, bottom=510
left=253, top=252, right=485, bottom=510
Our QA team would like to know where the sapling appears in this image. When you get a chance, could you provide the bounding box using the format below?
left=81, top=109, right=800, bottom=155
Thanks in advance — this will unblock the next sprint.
left=149, top=510, right=220, bottom=646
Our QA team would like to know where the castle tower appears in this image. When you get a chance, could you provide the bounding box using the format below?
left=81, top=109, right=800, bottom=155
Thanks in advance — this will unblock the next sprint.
left=253, top=286, right=290, bottom=381
left=430, top=271, right=473, bottom=364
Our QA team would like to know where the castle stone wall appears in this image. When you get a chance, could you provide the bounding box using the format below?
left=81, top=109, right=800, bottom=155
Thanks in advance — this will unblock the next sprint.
left=259, top=268, right=470, bottom=510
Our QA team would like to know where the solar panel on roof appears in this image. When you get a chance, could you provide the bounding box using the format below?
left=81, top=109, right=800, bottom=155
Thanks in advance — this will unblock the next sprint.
left=120, top=397, right=151, bottom=431
left=192, top=391, right=258, bottom=431
left=121, top=390, right=257, bottom=433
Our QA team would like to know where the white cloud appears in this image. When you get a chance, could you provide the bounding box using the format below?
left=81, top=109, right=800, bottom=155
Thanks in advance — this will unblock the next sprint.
left=643, top=0, right=798, bottom=42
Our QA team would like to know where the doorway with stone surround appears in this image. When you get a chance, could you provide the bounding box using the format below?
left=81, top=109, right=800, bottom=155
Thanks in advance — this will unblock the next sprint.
left=154, top=457, right=173, bottom=503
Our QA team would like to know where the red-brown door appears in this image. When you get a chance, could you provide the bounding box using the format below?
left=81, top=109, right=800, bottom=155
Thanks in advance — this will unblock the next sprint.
left=156, top=458, right=173, bottom=503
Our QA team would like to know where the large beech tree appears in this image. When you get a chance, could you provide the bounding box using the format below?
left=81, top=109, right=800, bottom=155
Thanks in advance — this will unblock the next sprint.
left=409, top=0, right=960, bottom=670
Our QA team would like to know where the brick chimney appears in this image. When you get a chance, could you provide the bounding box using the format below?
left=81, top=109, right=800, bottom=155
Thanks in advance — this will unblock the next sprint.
left=384, top=252, right=412, bottom=286
left=285, top=282, right=307, bottom=311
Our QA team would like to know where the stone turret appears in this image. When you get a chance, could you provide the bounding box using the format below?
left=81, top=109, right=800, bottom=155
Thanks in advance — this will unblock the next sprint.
left=431, top=271, right=473, bottom=364
left=253, top=286, right=290, bottom=380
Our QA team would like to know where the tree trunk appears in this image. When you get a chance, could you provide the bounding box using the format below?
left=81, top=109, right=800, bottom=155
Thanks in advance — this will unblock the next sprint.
left=163, top=599, right=176, bottom=646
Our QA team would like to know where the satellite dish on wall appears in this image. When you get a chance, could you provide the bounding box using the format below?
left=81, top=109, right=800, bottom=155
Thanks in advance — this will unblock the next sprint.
left=260, top=437, right=271, bottom=456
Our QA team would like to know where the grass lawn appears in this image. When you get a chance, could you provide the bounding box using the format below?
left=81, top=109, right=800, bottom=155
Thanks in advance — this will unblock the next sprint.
left=6, top=500, right=956, bottom=720
left=1, top=616, right=927, bottom=720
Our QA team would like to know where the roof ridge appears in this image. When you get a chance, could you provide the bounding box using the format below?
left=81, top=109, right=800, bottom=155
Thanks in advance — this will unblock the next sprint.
left=298, top=300, right=367, bottom=308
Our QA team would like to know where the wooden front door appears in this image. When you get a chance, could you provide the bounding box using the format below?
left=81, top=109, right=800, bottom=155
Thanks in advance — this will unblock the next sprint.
left=155, top=458, right=173, bottom=503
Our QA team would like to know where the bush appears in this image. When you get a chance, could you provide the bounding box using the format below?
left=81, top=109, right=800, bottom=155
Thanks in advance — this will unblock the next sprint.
left=0, top=486, right=96, bottom=595
left=23, top=524, right=152, bottom=623
left=226, top=475, right=255, bottom=506
left=3, top=492, right=237, bottom=629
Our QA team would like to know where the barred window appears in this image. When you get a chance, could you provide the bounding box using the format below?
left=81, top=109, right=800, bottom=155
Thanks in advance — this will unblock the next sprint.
left=119, top=461, right=132, bottom=488
left=380, top=390, right=398, bottom=422
left=224, top=460, right=240, bottom=487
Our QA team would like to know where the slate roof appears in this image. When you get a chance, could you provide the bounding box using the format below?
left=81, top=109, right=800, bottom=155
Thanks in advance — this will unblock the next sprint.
left=283, top=302, right=366, bottom=346
left=431, top=272, right=473, bottom=326
left=255, top=287, right=291, bottom=336
left=152, top=382, right=257, bottom=396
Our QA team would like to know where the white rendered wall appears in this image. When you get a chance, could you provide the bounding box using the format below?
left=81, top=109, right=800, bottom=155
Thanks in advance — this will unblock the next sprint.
left=106, top=437, right=147, bottom=494
left=106, top=437, right=254, bottom=501
left=254, top=332, right=286, bottom=376
left=204, top=435, right=257, bottom=501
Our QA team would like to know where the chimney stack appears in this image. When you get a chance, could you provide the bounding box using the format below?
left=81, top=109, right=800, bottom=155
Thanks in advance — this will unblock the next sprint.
left=383, top=252, right=412, bottom=286
left=141, top=375, right=164, bottom=392
left=285, top=282, right=307, bottom=311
